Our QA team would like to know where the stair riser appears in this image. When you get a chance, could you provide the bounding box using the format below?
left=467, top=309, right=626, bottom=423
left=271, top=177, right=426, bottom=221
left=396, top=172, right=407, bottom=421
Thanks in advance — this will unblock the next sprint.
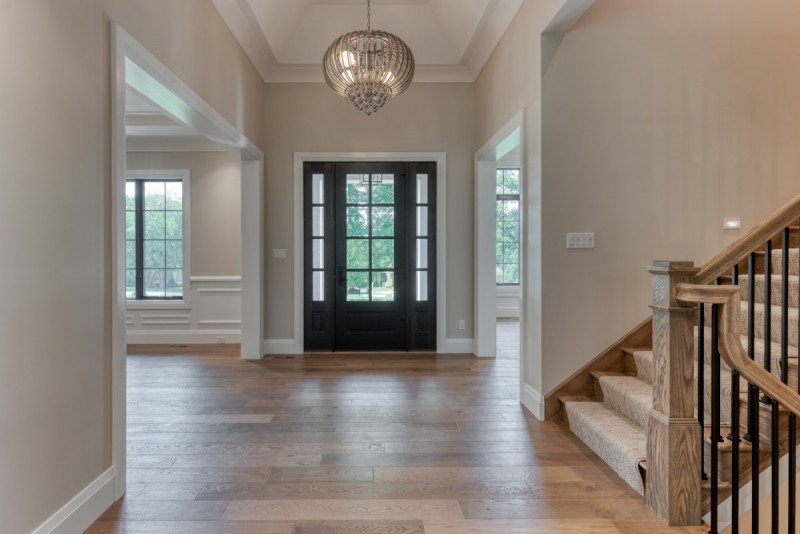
left=770, top=248, right=800, bottom=276
left=738, top=397, right=790, bottom=448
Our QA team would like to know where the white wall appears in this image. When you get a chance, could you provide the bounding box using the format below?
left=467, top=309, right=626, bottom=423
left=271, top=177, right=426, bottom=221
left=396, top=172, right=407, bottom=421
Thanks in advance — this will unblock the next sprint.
left=263, top=82, right=476, bottom=344
left=0, top=1, right=263, bottom=532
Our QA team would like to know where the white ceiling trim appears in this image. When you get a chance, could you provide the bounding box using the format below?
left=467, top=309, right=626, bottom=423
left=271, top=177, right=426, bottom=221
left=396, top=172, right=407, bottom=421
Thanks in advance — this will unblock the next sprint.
left=212, top=0, right=277, bottom=83
left=212, top=0, right=523, bottom=83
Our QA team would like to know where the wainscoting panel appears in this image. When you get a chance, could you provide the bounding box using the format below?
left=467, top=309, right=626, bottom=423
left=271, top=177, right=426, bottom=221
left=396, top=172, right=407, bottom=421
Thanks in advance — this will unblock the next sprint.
left=126, top=276, right=241, bottom=344
left=497, top=285, right=520, bottom=319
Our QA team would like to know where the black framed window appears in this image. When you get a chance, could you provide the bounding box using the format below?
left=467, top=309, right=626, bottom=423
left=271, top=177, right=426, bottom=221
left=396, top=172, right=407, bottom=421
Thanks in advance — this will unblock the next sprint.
left=126, top=178, right=185, bottom=300
left=496, top=168, right=520, bottom=286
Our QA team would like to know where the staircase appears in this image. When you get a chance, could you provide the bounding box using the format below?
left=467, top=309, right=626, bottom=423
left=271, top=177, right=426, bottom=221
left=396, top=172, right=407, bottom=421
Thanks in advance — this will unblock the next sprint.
left=546, top=193, right=800, bottom=530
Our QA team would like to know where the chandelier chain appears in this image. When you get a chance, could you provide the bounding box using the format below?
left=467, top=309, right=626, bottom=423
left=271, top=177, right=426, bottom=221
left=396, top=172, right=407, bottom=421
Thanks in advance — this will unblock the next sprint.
left=367, top=0, right=371, bottom=31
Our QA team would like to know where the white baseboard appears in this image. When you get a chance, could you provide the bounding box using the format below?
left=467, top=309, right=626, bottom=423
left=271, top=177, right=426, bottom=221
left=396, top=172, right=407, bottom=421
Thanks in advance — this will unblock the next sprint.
left=522, top=383, right=545, bottom=420
left=263, top=338, right=301, bottom=355
left=33, top=467, right=116, bottom=534
left=443, top=338, right=475, bottom=354
left=126, top=329, right=241, bottom=344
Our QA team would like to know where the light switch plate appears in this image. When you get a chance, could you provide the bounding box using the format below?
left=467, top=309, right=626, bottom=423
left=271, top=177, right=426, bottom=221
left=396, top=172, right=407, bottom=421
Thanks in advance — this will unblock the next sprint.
left=567, top=233, right=595, bottom=249
left=272, top=248, right=287, bottom=259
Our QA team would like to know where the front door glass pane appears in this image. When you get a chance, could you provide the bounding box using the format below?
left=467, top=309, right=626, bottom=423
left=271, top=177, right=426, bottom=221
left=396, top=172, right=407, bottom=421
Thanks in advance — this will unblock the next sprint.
left=347, top=240, right=369, bottom=269
left=372, top=175, right=394, bottom=204
left=372, top=239, right=394, bottom=269
left=346, top=207, right=369, bottom=236
left=346, top=175, right=369, bottom=204
left=346, top=272, right=369, bottom=301
left=372, top=271, right=394, bottom=301
left=371, top=207, right=394, bottom=237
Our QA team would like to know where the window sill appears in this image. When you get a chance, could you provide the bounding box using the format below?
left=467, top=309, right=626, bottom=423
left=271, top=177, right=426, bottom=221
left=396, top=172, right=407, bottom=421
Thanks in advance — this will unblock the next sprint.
left=126, top=299, right=190, bottom=310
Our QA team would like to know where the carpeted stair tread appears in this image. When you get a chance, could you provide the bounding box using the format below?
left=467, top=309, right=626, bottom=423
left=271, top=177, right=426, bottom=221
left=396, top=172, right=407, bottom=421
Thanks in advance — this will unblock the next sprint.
left=739, top=274, right=800, bottom=308
left=563, top=401, right=647, bottom=495
left=596, top=375, right=653, bottom=429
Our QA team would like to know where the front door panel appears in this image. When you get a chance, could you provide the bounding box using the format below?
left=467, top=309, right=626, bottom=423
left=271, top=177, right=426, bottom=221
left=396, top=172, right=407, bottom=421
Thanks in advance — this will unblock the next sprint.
left=334, top=163, right=406, bottom=350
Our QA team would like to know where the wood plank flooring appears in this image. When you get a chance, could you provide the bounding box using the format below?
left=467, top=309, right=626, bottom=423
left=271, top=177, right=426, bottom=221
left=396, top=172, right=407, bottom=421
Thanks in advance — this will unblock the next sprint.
left=87, top=320, right=705, bottom=533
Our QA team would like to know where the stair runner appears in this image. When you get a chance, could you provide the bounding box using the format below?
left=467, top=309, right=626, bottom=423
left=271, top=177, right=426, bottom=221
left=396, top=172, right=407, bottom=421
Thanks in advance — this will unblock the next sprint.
left=563, top=247, right=800, bottom=495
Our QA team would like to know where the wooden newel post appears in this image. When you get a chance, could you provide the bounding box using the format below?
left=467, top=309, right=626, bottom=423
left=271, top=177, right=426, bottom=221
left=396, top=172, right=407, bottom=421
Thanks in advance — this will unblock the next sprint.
left=646, top=260, right=702, bottom=526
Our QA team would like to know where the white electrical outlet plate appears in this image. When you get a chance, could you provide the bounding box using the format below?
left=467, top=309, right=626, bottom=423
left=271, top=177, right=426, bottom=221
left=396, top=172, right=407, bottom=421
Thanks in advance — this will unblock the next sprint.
left=272, top=248, right=287, bottom=259
left=567, top=233, right=594, bottom=249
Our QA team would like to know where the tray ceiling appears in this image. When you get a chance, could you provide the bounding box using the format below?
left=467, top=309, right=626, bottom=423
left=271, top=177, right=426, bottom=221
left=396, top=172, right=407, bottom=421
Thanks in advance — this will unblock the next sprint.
left=211, top=0, right=524, bottom=83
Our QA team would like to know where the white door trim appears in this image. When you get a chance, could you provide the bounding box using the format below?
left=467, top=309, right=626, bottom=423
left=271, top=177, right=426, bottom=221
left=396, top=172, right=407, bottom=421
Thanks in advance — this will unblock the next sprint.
left=291, top=152, right=447, bottom=354
left=111, top=23, right=264, bottom=500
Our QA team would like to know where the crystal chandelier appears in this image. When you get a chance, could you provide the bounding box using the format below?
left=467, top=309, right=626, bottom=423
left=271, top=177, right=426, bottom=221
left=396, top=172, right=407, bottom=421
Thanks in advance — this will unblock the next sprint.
left=322, top=0, right=415, bottom=116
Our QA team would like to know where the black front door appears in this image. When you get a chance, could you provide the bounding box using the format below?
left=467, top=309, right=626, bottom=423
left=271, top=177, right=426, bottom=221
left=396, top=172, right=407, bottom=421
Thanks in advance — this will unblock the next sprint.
left=304, top=161, right=436, bottom=352
left=334, top=162, right=407, bottom=350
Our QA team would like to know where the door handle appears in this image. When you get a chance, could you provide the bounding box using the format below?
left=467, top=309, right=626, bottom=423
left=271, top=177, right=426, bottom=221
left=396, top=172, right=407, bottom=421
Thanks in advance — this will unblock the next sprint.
left=337, top=266, right=346, bottom=287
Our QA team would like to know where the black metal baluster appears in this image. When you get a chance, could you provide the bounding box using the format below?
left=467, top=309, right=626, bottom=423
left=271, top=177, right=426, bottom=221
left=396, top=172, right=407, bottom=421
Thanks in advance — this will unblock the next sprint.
left=792, top=220, right=799, bottom=534
left=765, top=240, right=773, bottom=374
left=790, top=412, right=797, bottom=534
left=753, top=381, right=761, bottom=532
left=732, top=369, right=741, bottom=534
left=783, top=228, right=790, bottom=385
left=772, top=398, right=780, bottom=533
left=711, top=304, right=721, bottom=534
left=733, top=264, right=740, bottom=285
left=746, top=252, right=757, bottom=442
left=699, top=303, right=707, bottom=480
left=780, top=227, right=792, bottom=534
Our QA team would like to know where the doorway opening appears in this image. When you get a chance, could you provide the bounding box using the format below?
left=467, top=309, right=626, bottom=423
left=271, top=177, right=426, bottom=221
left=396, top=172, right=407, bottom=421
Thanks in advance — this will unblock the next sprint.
left=475, top=112, right=524, bottom=398
left=112, top=24, right=263, bottom=500
left=303, top=161, right=437, bottom=351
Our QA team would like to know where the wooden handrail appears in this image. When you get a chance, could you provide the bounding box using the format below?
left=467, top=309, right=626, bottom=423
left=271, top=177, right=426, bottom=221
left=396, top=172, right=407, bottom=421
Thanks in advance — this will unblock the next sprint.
left=675, top=284, right=800, bottom=418
left=695, top=192, right=800, bottom=285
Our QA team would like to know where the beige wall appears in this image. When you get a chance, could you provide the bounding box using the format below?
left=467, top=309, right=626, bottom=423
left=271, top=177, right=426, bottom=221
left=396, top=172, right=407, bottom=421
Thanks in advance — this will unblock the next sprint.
left=127, top=151, right=242, bottom=276
left=538, top=0, right=800, bottom=393
left=0, top=1, right=262, bottom=531
left=477, top=0, right=800, bottom=400
left=263, top=82, right=475, bottom=341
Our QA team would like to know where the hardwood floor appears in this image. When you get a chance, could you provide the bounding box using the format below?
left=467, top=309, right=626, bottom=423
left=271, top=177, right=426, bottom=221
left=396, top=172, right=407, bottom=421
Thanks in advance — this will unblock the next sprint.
left=87, top=321, right=705, bottom=533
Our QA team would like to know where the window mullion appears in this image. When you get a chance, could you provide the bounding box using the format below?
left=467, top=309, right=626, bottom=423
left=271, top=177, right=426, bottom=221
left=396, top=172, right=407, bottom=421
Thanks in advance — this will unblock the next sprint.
left=135, top=180, right=144, bottom=300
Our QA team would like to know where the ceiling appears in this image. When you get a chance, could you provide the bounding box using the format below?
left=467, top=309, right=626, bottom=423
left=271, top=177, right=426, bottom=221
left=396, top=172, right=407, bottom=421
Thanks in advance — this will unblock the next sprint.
left=211, top=0, right=524, bottom=83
